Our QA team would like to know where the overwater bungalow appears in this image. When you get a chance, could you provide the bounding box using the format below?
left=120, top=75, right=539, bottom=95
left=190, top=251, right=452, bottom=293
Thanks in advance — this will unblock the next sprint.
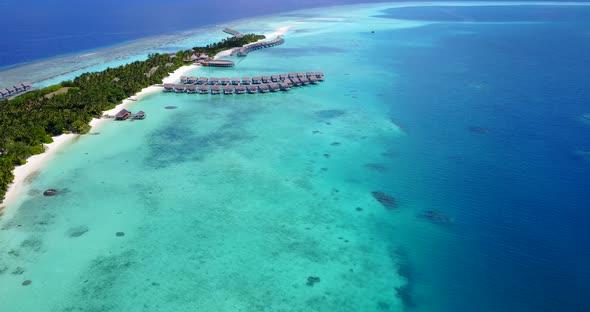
left=199, top=59, right=235, bottom=67
left=231, top=77, right=241, bottom=85
left=223, top=85, right=234, bottom=94
left=252, top=76, right=262, bottom=84
left=211, top=85, right=221, bottom=95
left=241, top=77, right=251, bottom=85
left=220, top=78, right=230, bottom=85
left=278, top=82, right=290, bottom=91
left=13, top=84, right=24, bottom=93
left=306, top=72, right=315, bottom=78
left=315, top=72, right=324, bottom=80
left=262, top=76, right=271, bottom=83
left=186, top=85, right=197, bottom=94
left=288, top=73, right=298, bottom=79
left=208, top=78, right=219, bottom=85
left=197, top=77, right=208, bottom=85
left=115, top=109, right=132, bottom=120
left=163, top=83, right=174, bottom=92
left=174, top=84, right=186, bottom=93
left=235, top=85, right=246, bottom=94
left=271, top=75, right=280, bottom=82
left=279, top=74, right=288, bottom=81
left=299, top=77, right=310, bottom=85
left=297, top=72, right=306, bottom=78
left=133, top=111, right=146, bottom=120
left=290, top=78, right=302, bottom=87
left=0, top=89, right=9, bottom=98
left=6, top=86, right=16, bottom=95
left=198, top=85, right=209, bottom=94
left=180, top=76, right=189, bottom=83
left=308, top=76, right=318, bottom=84
left=268, top=83, right=279, bottom=92
left=187, top=76, right=198, bottom=84
left=246, top=85, right=258, bottom=94
left=21, top=82, right=32, bottom=90
left=258, top=84, right=270, bottom=93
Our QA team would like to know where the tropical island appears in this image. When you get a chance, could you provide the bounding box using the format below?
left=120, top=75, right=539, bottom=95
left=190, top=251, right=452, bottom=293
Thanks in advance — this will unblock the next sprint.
left=0, top=33, right=266, bottom=202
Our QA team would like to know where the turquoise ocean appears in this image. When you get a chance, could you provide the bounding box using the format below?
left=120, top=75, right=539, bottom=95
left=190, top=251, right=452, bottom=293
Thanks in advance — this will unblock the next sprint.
left=1, top=2, right=590, bottom=311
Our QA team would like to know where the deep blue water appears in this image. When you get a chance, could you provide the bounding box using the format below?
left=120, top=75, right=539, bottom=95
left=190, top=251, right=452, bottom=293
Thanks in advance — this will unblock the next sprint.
left=374, top=5, right=590, bottom=311
left=0, top=0, right=395, bottom=68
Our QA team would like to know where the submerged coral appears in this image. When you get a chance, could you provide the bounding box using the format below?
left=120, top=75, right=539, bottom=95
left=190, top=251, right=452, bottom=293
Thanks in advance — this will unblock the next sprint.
left=306, top=276, right=321, bottom=286
left=371, top=191, right=398, bottom=210
left=315, top=109, right=345, bottom=119
left=417, top=210, right=452, bottom=226
left=43, top=189, right=58, bottom=196
left=365, top=163, right=388, bottom=172
left=467, top=126, right=489, bottom=134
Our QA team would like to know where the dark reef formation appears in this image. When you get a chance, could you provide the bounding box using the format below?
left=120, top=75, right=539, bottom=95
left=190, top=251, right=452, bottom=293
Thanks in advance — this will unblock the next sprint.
left=391, top=247, right=417, bottom=309
left=315, top=109, right=345, bottom=119
left=371, top=191, right=398, bottom=210
left=164, top=106, right=178, bottom=110
left=68, top=226, right=89, bottom=238
left=43, top=189, right=58, bottom=196
left=417, top=210, right=452, bottom=226
left=306, top=276, right=321, bottom=286
left=365, top=163, right=388, bottom=172
left=116, top=232, right=125, bottom=237
left=467, top=126, right=489, bottom=134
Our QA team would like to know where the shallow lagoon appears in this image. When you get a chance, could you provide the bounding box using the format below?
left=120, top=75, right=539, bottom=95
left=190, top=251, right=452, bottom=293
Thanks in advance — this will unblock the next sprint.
left=1, top=2, right=590, bottom=311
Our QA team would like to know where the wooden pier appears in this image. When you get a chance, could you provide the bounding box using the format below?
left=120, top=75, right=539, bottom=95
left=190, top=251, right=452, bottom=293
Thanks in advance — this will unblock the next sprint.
left=237, top=37, right=285, bottom=57
left=164, top=72, right=324, bottom=95
left=223, top=28, right=243, bottom=38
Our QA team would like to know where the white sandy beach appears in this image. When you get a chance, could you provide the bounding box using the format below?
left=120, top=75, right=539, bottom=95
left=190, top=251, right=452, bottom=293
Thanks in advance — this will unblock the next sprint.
left=0, top=64, right=199, bottom=209
left=0, top=23, right=292, bottom=209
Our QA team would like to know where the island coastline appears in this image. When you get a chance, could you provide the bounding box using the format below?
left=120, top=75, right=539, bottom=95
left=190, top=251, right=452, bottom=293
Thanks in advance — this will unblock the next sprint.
left=0, top=27, right=289, bottom=210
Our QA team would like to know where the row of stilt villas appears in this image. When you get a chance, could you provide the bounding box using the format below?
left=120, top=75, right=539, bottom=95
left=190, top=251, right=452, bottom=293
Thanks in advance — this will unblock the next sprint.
left=0, top=82, right=33, bottom=99
left=178, top=72, right=324, bottom=86
left=164, top=72, right=324, bottom=94
left=237, top=37, right=285, bottom=57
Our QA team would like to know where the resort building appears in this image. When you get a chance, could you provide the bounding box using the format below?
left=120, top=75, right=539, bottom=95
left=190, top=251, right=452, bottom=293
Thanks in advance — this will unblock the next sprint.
left=186, top=85, right=197, bottom=94
left=246, top=85, right=258, bottom=94
left=174, top=84, right=185, bottom=93
left=211, top=85, right=221, bottom=95
left=223, top=85, right=234, bottom=94
left=198, top=85, right=209, bottom=94
left=133, top=111, right=146, bottom=120
left=198, top=59, right=235, bottom=67
left=115, top=109, right=132, bottom=120
left=235, top=85, right=246, bottom=94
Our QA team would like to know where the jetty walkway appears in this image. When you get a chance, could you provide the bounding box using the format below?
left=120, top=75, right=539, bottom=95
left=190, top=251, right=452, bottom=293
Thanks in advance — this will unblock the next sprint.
left=237, top=37, right=285, bottom=57
left=0, top=82, right=33, bottom=100
left=223, top=28, right=243, bottom=38
left=163, top=72, right=324, bottom=95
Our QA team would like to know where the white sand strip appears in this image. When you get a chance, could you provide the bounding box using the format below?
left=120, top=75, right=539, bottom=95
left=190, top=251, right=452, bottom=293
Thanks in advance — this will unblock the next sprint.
left=0, top=134, right=77, bottom=209
left=0, top=64, right=199, bottom=208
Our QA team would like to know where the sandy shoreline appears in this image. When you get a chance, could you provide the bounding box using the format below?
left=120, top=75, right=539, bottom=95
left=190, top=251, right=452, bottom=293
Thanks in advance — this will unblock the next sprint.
left=0, top=25, right=291, bottom=209
left=0, top=64, right=199, bottom=209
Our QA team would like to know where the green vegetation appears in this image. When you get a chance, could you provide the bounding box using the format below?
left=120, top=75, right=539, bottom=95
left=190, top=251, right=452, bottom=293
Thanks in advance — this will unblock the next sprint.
left=0, top=33, right=265, bottom=202
left=193, top=33, right=265, bottom=57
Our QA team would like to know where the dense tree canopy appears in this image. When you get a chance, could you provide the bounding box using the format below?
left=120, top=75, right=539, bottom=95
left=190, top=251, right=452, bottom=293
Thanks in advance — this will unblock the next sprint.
left=0, top=34, right=265, bottom=202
